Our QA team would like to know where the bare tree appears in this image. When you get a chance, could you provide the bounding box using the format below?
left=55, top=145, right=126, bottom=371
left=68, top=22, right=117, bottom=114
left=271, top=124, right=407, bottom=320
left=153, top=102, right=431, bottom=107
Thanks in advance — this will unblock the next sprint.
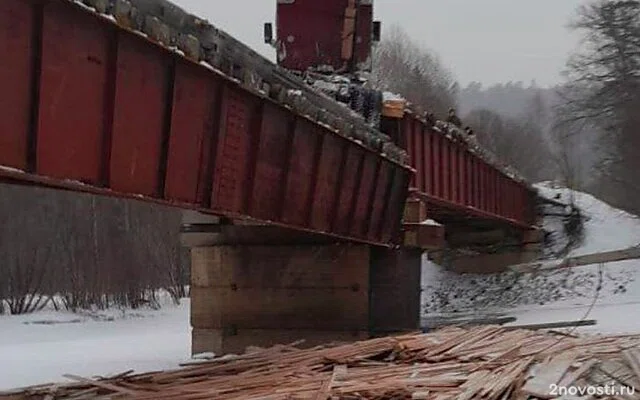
left=557, top=0, right=640, bottom=213
left=0, top=186, right=56, bottom=314
left=0, top=183, right=188, bottom=315
left=369, top=25, right=458, bottom=117
left=562, top=1, right=640, bottom=126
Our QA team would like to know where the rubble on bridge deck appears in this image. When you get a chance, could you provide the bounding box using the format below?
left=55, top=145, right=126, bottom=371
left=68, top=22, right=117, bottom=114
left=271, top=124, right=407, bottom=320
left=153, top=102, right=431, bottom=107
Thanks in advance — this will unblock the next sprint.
left=56, top=0, right=537, bottom=216
left=381, top=92, right=531, bottom=187
left=4, top=326, right=640, bottom=399
left=76, top=0, right=409, bottom=165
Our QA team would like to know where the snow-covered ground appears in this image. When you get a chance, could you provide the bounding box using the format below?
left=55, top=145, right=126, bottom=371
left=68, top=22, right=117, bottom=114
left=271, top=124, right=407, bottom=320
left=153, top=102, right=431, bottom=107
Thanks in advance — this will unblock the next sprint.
left=507, top=183, right=640, bottom=333
left=0, top=298, right=191, bottom=390
left=422, top=258, right=640, bottom=333
left=2, top=183, right=640, bottom=391
left=422, top=182, right=640, bottom=335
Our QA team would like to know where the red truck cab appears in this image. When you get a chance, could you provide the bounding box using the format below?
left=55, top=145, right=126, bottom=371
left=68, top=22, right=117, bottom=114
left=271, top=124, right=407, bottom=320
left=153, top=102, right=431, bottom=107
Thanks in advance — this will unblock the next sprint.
left=265, top=0, right=381, bottom=74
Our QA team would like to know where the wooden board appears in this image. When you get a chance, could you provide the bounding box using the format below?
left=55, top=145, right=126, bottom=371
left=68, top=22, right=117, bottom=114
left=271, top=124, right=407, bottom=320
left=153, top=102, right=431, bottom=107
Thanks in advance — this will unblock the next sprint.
left=7, top=326, right=640, bottom=400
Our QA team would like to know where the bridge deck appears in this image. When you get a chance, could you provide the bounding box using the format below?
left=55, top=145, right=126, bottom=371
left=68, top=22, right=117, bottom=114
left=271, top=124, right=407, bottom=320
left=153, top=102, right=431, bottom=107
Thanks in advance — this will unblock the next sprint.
left=0, top=0, right=412, bottom=247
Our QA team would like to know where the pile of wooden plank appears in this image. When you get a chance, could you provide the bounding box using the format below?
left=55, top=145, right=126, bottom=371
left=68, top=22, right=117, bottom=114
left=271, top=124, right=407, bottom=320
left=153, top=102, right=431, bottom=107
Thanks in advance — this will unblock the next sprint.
left=382, top=98, right=407, bottom=119
left=3, top=326, right=640, bottom=399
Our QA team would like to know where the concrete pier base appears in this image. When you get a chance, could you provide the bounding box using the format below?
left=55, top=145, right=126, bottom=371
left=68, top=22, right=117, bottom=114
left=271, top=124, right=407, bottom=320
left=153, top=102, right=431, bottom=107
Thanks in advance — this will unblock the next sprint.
left=190, top=244, right=371, bottom=355
left=431, top=227, right=545, bottom=274
left=428, top=243, right=543, bottom=274
left=369, top=247, right=422, bottom=335
left=444, top=249, right=541, bottom=274
left=184, top=212, right=422, bottom=355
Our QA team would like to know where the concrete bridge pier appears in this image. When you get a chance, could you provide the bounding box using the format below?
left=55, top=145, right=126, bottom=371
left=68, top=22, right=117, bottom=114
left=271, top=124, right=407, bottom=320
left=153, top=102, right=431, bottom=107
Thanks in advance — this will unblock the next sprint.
left=430, top=227, right=545, bottom=274
left=181, top=211, right=422, bottom=356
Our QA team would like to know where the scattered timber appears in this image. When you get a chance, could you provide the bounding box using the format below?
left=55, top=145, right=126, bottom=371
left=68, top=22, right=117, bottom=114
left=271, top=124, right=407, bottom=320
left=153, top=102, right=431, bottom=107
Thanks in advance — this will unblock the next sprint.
left=422, top=314, right=516, bottom=330
left=3, top=326, right=640, bottom=400
left=510, top=245, right=640, bottom=273
left=504, top=319, right=597, bottom=331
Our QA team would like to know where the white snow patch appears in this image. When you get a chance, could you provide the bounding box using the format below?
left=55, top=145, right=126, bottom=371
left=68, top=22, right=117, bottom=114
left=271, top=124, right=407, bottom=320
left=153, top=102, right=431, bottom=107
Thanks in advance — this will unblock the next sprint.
left=382, top=91, right=405, bottom=102
left=192, top=352, right=216, bottom=360
left=72, top=0, right=94, bottom=12
left=198, top=61, right=226, bottom=76
left=421, top=219, right=442, bottom=227
left=0, top=165, right=25, bottom=174
left=502, top=263, right=640, bottom=335
left=312, top=80, right=339, bottom=93
left=62, top=179, right=88, bottom=187
left=504, top=302, right=640, bottom=335
left=101, top=13, right=117, bottom=22
left=0, top=299, right=191, bottom=390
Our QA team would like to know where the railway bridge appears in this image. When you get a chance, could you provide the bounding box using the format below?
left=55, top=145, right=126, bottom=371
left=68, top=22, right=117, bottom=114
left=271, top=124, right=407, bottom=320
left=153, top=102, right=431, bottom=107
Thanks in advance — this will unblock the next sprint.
left=0, top=0, right=541, bottom=354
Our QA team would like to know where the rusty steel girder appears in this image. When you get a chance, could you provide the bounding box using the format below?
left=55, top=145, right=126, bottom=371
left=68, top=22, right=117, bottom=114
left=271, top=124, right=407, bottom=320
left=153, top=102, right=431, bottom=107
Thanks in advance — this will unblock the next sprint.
left=0, top=0, right=413, bottom=247
left=394, top=114, right=537, bottom=229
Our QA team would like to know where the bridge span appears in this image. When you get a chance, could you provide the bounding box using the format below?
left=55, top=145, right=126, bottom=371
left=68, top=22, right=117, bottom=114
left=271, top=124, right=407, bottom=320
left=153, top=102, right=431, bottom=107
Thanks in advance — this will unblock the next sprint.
left=0, top=0, right=541, bottom=354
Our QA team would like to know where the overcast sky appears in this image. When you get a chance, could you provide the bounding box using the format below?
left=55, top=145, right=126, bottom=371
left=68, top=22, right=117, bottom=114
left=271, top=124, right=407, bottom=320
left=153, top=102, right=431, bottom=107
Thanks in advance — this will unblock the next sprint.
left=172, top=0, right=585, bottom=88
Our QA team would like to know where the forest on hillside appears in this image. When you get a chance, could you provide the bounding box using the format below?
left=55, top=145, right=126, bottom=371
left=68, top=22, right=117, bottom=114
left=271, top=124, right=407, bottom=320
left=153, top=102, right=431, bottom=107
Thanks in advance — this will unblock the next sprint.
left=456, top=82, right=600, bottom=189
left=372, top=0, right=640, bottom=212
left=455, top=0, right=640, bottom=217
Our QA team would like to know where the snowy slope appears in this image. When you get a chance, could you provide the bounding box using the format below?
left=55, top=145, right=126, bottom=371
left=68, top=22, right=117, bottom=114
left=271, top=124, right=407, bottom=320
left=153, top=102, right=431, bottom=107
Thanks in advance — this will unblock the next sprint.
left=422, top=183, right=640, bottom=334
left=535, top=181, right=640, bottom=256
